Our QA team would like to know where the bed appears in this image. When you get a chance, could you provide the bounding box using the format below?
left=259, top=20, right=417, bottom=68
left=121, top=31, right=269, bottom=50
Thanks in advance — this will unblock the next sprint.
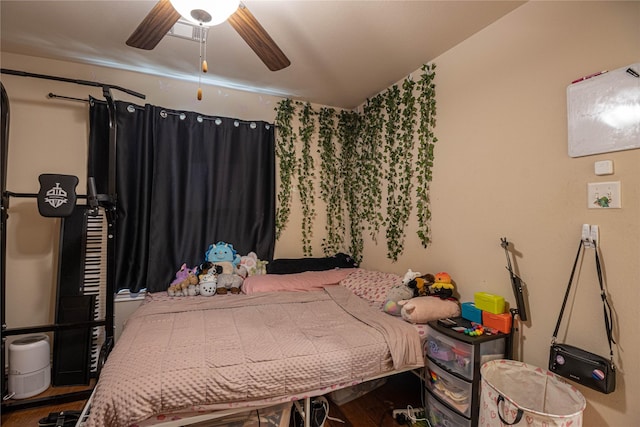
left=80, top=268, right=455, bottom=427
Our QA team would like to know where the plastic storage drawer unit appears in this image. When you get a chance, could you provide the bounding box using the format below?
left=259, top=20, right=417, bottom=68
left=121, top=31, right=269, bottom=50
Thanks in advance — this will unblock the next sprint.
left=425, top=359, right=473, bottom=417
left=425, top=390, right=472, bottom=427
left=426, top=325, right=474, bottom=379
left=426, top=324, right=506, bottom=380
left=425, top=320, right=509, bottom=426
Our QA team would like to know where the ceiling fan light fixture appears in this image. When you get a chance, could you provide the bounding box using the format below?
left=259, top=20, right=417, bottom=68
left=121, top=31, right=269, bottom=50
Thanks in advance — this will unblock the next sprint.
left=169, top=0, right=239, bottom=27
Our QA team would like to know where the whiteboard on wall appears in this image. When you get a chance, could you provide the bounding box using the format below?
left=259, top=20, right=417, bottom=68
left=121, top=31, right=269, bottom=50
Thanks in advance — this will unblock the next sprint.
left=567, top=62, right=640, bottom=158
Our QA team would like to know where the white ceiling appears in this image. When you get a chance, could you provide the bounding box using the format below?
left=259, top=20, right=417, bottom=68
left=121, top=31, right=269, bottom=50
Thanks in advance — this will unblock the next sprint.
left=0, top=1, right=525, bottom=109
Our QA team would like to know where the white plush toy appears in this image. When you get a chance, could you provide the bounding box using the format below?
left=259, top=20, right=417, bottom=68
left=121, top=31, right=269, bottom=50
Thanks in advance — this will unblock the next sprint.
left=239, top=252, right=268, bottom=276
left=402, top=269, right=421, bottom=285
left=398, top=296, right=460, bottom=324
left=199, top=271, right=217, bottom=296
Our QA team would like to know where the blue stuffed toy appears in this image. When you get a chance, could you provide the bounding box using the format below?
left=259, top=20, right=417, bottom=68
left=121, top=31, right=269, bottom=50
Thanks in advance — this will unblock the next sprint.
left=204, top=242, right=243, bottom=294
left=205, top=241, right=241, bottom=267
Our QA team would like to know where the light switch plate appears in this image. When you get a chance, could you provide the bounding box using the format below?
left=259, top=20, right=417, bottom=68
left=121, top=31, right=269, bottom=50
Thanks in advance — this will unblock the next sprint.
left=588, top=181, right=621, bottom=208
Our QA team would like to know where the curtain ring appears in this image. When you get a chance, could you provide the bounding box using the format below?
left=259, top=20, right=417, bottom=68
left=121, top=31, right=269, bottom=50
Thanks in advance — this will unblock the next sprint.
left=215, top=118, right=222, bottom=125
left=265, top=124, right=270, bottom=130
left=127, top=105, right=135, bottom=113
left=234, top=120, right=239, bottom=127
left=179, top=113, right=186, bottom=120
left=160, top=110, right=167, bottom=118
left=197, top=116, right=203, bottom=123
left=250, top=122, right=256, bottom=129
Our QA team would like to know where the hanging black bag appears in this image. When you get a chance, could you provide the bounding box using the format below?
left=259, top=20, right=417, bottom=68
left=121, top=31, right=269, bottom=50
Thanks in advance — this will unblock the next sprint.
left=549, top=239, right=616, bottom=394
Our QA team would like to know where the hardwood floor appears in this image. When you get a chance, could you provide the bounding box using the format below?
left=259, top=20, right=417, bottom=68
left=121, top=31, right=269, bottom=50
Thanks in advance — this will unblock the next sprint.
left=1, top=381, right=91, bottom=427
left=321, top=371, right=424, bottom=427
left=1, top=380, right=93, bottom=427
left=1, top=399, right=87, bottom=426
left=1, top=371, right=424, bottom=426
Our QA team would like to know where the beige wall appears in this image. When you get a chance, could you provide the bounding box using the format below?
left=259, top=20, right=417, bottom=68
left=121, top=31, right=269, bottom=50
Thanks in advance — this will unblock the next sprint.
left=1, top=1, right=638, bottom=425
left=397, top=2, right=636, bottom=425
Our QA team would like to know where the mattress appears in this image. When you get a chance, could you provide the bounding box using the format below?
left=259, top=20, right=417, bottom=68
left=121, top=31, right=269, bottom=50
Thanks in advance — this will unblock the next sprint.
left=84, top=285, right=423, bottom=427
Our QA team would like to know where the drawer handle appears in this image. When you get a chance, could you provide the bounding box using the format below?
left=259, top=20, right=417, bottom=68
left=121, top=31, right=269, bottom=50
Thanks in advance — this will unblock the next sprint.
left=497, top=395, right=523, bottom=425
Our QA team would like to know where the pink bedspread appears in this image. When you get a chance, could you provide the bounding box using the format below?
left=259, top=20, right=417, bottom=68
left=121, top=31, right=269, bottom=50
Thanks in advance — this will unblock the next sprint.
left=85, top=286, right=422, bottom=427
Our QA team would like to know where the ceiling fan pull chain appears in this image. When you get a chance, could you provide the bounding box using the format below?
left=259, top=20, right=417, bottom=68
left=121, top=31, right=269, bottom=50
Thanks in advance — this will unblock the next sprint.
left=202, top=31, right=208, bottom=73
left=197, top=26, right=204, bottom=100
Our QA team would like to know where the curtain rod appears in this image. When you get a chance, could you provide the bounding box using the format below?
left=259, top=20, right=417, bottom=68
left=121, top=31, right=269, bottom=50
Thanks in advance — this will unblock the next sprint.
left=1, top=68, right=145, bottom=100
left=48, top=93, right=90, bottom=103
left=156, top=108, right=275, bottom=127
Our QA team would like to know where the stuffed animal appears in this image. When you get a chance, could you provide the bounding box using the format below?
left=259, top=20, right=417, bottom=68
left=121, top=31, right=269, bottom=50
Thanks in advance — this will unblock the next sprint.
left=199, top=270, right=217, bottom=296
left=239, top=252, right=268, bottom=276
left=167, top=263, right=199, bottom=297
left=198, top=262, right=220, bottom=279
left=211, top=261, right=235, bottom=275
left=383, top=269, right=424, bottom=316
left=408, top=273, right=435, bottom=297
left=205, top=242, right=241, bottom=267
left=399, top=296, right=461, bottom=324
left=184, top=270, right=199, bottom=296
left=431, top=272, right=455, bottom=299
left=402, top=269, right=421, bottom=285
left=206, top=260, right=244, bottom=294
left=383, top=286, right=413, bottom=316
left=217, top=273, right=244, bottom=294
left=204, top=242, right=244, bottom=293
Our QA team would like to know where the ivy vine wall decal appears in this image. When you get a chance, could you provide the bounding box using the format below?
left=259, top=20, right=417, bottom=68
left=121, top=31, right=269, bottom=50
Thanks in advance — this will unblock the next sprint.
left=274, top=63, right=437, bottom=263
left=273, top=98, right=296, bottom=239
left=297, top=102, right=316, bottom=256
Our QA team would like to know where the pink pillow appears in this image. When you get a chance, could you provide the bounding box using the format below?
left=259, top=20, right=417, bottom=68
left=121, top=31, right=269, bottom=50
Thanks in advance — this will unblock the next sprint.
left=242, top=269, right=356, bottom=294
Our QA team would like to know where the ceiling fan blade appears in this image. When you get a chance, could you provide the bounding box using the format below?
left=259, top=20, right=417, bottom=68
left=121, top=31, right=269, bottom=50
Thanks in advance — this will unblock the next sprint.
left=126, top=0, right=181, bottom=50
left=227, top=4, right=290, bottom=71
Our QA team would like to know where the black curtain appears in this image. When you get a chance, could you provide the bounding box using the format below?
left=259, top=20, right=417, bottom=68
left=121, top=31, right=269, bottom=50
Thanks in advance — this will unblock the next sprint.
left=89, top=100, right=275, bottom=293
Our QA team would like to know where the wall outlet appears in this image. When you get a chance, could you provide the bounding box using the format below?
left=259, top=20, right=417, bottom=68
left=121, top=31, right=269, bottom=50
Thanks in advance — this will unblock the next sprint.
left=588, top=181, right=621, bottom=208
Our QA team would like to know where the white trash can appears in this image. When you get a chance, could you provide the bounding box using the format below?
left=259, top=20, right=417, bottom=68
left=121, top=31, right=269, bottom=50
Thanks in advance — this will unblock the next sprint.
left=480, top=359, right=585, bottom=427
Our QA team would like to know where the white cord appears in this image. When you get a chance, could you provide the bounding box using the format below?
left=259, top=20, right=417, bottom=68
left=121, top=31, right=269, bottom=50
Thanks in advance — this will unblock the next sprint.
left=318, top=394, right=345, bottom=423
left=405, top=405, right=428, bottom=423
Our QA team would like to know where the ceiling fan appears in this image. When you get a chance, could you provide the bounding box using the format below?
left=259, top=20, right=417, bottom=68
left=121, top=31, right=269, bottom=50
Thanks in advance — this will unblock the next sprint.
left=126, top=0, right=290, bottom=72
